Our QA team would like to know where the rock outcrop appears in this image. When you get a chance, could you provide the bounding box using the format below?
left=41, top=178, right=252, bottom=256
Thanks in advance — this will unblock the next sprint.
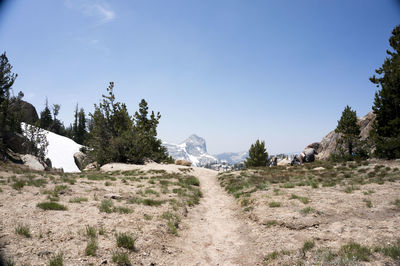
left=73, top=151, right=87, bottom=170
left=277, top=158, right=291, bottom=166
left=316, top=111, right=376, bottom=160
left=300, top=143, right=320, bottom=163
left=10, top=100, right=39, bottom=124
left=21, top=154, right=46, bottom=171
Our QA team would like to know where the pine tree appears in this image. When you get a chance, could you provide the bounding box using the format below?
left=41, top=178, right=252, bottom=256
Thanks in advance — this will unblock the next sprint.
left=72, top=104, right=79, bottom=140
left=49, top=104, right=65, bottom=135
left=87, top=82, right=171, bottom=165
left=335, top=105, right=361, bottom=157
left=70, top=104, right=86, bottom=144
left=76, top=108, right=87, bottom=145
left=39, top=98, right=53, bottom=130
left=370, top=25, right=400, bottom=159
left=245, top=140, right=268, bottom=167
left=133, top=99, right=170, bottom=163
left=0, top=52, right=21, bottom=155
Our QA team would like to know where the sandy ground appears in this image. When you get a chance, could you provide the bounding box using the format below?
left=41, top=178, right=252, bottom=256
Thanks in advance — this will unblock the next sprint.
left=160, top=167, right=262, bottom=265
left=218, top=160, right=400, bottom=265
left=0, top=163, right=266, bottom=265
left=1, top=161, right=399, bottom=265
left=102, top=163, right=265, bottom=265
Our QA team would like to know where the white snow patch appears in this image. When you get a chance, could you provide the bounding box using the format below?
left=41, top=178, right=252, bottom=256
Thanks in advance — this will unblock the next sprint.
left=22, top=123, right=82, bottom=173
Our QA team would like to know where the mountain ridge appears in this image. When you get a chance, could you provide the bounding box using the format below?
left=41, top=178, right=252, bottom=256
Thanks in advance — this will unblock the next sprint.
left=163, top=134, right=248, bottom=166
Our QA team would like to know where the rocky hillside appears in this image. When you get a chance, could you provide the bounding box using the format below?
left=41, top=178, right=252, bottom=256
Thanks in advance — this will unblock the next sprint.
left=316, top=111, right=375, bottom=160
left=163, top=135, right=217, bottom=166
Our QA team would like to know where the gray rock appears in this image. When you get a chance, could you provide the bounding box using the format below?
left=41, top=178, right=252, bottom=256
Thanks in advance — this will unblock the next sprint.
left=104, top=193, right=122, bottom=200
left=21, top=154, right=45, bottom=171
left=73, top=151, right=87, bottom=170
left=84, top=162, right=99, bottom=171
left=300, top=146, right=318, bottom=163
left=277, top=158, right=291, bottom=166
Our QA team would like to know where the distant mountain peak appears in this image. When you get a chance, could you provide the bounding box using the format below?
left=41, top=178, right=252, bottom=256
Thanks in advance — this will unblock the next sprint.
left=163, top=134, right=215, bottom=166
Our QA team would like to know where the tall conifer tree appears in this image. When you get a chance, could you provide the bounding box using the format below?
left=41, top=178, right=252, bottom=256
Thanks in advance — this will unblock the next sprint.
left=335, top=106, right=360, bottom=157
left=370, top=25, right=400, bottom=158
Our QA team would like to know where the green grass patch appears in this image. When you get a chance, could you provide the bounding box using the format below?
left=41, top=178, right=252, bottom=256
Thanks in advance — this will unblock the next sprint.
left=37, top=202, right=67, bottom=211
left=290, top=194, right=309, bottom=204
left=99, top=199, right=114, bottom=213
left=280, top=183, right=295, bottom=188
left=344, top=185, right=359, bottom=193
left=48, top=253, right=63, bottom=266
left=269, top=201, right=281, bottom=208
left=145, top=188, right=159, bottom=196
left=15, top=224, right=31, bottom=238
left=264, top=250, right=290, bottom=262
left=142, top=198, right=165, bottom=206
left=265, top=220, right=278, bottom=228
left=12, top=179, right=25, bottom=190
left=85, top=238, right=98, bottom=256
left=99, top=199, right=132, bottom=213
left=162, top=211, right=180, bottom=235
left=112, top=252, right=131, bottom=266
left=339, top=242, right=371, bottom=262
left=363, top=189, right=375, bottom=195
left=300, top=207, right=316, bottom=215
left=69, top=197, right=88, bottom=203
left=147, top=169, right=167, bottom=174
left=115, top=232, right=137, bottom=251
left=302, top=240, right=315, bottom=253
left=377, top=240, right=400, bottom=260
left=178, top=175, right=200, bottom=186
left=322, top=181, right=336, bottom=187
left=85, top=225, right=97, bottom=239
left=115, top=206, right=132, bottom=214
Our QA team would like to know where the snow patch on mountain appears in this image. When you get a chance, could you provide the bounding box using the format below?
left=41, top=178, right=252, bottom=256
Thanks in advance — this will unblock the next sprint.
left=163, top=134, right=217, bottom=167
left=214, top=151, right=248, bottom=164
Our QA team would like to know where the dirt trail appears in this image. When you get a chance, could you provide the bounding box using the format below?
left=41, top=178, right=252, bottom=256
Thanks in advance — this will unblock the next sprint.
left=162, top=168, right=262, bottom=266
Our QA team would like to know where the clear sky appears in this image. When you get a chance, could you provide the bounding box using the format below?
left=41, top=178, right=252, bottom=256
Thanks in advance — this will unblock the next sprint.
left=0, top=0, right=399, bottom=155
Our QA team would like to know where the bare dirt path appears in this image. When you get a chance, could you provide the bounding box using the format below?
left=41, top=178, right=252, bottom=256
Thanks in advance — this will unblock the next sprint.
left=161, top=168, right=262, bottom=266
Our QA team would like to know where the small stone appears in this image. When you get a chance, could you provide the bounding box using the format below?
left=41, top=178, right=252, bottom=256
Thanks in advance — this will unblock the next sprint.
left=104, top=193, right=122, bottom=200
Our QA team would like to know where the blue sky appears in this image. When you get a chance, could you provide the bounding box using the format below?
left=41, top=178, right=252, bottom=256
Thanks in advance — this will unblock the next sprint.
left=0, top=0, right=399, bottom=154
